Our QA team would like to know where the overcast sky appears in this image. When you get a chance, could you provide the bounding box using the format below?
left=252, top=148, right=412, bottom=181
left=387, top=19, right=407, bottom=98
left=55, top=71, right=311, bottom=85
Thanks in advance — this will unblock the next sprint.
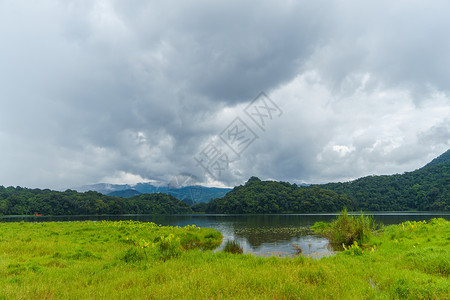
left=1, top=0, right=449, bottom=190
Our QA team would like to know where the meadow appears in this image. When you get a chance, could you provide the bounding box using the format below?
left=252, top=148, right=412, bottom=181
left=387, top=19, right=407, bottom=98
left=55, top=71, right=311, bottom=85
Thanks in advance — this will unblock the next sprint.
left=0, top=218, right=448, bottom=299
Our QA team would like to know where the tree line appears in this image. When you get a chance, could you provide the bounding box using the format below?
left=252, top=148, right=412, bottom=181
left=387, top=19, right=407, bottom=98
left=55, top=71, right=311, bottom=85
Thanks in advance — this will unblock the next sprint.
left=195, top=150, right=450, bottom=213
left=1, top=150, right=448, bottom=215
left=199, top=177, right=354, bottom=213
left=318, top=160, right=449, bottom=211
left=0, top=187, right=192, bottom=216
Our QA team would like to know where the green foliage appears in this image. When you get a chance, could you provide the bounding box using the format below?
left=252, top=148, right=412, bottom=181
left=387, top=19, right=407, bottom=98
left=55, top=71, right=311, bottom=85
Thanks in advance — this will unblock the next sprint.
left=223, top=240, right=244, bottom=254
left=342, top=241, right=364, bottom=256
left=0, top=186, right=193, bottom=215
left=310, top=221, right=331, bottom=231
left=191, top=202, right=209, bottom=212
left=205, top=178, right=354, bottom=213
left=313, top=209, right=377, bottom=249
left=156, top=234, right=183, bottom=261
left=121, top=233, right=184, bottom=263
left=0, top=219, right=448, bottom=299
left=201, top=150, right=450, bottom=214
left=319, top=149, right=450, bottom=211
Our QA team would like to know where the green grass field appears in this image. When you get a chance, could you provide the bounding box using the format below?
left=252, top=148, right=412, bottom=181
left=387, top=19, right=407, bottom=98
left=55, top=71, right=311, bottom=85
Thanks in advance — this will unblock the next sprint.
left=0, top=219, right=448, bottom=299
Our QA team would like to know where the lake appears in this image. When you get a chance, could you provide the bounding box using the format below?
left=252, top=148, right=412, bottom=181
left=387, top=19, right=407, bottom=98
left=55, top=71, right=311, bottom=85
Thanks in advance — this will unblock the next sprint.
left=2, top=212, right=449, bottom=257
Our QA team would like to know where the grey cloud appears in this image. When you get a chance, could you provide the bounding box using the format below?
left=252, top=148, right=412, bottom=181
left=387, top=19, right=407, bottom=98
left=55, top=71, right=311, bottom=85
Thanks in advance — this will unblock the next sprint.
left=309, top=1, right=450, bottom=101
left=0, top=0, right=449, bottom=189
left=418, top=120, right=450, bottom=145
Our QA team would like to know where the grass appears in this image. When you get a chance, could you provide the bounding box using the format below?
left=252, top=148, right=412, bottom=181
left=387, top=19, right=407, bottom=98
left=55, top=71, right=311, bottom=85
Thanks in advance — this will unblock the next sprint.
left=0, top=218, right=449, bottom=299
left=311, top=209, right=378, bottom=249
left=223, top=240, right=244, bottom=254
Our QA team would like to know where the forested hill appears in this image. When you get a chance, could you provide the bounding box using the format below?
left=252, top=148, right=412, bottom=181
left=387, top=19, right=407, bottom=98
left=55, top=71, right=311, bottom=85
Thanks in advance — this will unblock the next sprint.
left=318, top=149, right=450, bottom=211
left=204, top=177, right=354, bottom=213
left=422, top=149, right=450, bottom=168
left=0, top=187, right=192, bottom=216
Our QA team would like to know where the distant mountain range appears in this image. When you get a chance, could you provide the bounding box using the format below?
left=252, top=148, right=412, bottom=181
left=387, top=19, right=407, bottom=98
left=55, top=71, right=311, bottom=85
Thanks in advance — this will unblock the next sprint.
left=73, top=149, right=449, bottom=211
left=73, top=182, right=232, bottom=204
left=1, top=149, right=448, bottom=216
left=107, top=189, right=142, bottom=198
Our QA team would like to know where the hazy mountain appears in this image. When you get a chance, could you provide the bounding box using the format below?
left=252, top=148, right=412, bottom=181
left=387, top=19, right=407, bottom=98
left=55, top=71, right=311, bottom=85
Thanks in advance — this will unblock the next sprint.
left=74, top=182, right=231, bottom=203
left=107, top=189, right=142, bottom=198
left=73, top=183, right=133, bottom=195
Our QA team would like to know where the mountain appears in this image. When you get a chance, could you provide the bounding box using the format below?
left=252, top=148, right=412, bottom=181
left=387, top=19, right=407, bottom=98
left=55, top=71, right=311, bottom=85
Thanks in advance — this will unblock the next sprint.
left=201, top=149, right=450, bottom=213
left=74, top=182, right=231, bottom=203
left=107, top=189, right=142, bottom=198
left=165, top=186, right=232, bottom=203
left=422, top=149, right=450, bottom=168
left=204, top=176, right=354, bottom=213
left=3, top=150, right=446, bottom=215
left=74, top=183, right=133, bottom=195
left=318, top=149, right=450, bottom=211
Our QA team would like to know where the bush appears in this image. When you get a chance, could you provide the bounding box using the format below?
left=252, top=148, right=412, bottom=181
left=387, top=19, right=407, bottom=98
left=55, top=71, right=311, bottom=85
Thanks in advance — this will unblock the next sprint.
left=342, top=241, right=364, bottom=256
left=121, top=234, right=183, bottom=263
left=223, top=240, right=243, bottom=254
left=313, top=209, right=377, bottom=249
left=157, top=234, right=182, bottom=261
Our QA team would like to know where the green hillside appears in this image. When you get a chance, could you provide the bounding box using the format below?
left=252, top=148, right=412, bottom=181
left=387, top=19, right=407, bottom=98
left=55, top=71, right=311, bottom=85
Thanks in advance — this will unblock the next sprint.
left=203, top=150, right=449, bottom=213
left=423, top=149, right=450, bottom=168
left=1, top=150, right=448, bottom=215
left=205, top=177, right=354, bottom=213
left=319, top=149, right=450, bottom=211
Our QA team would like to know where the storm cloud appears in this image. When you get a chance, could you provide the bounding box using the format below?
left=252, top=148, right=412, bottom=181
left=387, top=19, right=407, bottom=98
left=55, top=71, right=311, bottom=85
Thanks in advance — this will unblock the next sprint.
left=0, top=0, right=449, bottom=189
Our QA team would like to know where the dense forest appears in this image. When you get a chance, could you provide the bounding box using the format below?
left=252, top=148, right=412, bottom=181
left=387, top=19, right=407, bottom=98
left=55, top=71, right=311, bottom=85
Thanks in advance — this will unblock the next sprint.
left=202, top=177, right=354, bottom=213
left=319, top=149, right=450, bottom=211
left=0, top=187, right=192, bottom=215
left=198, top=149, right=450, bottom=213
left=1, top=150, right=448, bottom=216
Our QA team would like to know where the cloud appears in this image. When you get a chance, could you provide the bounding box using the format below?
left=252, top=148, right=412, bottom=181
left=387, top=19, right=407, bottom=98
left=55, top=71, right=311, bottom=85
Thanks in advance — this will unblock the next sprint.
left=0, top=0, right=449, bottom=189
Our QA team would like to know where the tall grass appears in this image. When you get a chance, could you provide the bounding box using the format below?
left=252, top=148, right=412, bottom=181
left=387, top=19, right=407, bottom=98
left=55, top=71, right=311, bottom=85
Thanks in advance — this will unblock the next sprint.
left=312, top=209, right=377, bottom=249
left=223, top=240, right=244, bottom=254
left=0, top=218, right=448, bottom=299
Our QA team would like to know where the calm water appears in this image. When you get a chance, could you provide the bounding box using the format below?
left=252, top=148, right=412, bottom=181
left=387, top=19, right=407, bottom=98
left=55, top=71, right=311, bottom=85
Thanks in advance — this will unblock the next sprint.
left=2, top=212, right=449, bottom=257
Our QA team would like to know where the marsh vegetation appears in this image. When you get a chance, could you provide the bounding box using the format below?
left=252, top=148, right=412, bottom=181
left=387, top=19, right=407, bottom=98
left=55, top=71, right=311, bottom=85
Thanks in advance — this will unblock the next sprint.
left=0, top=216, right=448, bottom=298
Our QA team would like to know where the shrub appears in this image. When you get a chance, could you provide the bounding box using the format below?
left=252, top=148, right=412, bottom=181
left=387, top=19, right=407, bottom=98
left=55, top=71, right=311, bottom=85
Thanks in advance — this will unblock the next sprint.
left=157, top=234, right=182, bottom=261
left=342, top=241, right=364, bottom=256
left=312, top=209, right=377, bottom=249
left=223, top=240, right=243, bottom=254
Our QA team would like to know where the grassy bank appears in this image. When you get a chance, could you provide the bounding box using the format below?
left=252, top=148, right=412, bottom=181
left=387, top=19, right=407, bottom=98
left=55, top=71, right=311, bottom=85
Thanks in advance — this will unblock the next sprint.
left=0, top=219, right=448, bottom=299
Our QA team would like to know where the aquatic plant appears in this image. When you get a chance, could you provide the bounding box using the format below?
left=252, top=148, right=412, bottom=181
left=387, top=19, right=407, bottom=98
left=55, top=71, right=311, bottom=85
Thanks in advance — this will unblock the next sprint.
left=312, top=209, right=377, bottom=249
left=291, top=243, right=303, bottom=254
left=223, top=240, right=244, bottom=254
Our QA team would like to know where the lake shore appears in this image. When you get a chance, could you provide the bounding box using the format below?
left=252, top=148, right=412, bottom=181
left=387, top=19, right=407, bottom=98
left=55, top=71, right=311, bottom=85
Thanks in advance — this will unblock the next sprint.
left=0, top=218, right=448, bottom=299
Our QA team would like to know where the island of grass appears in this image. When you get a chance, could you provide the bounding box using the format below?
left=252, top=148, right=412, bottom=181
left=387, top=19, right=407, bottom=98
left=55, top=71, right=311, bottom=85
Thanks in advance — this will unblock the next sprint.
left=0, top=217, right=448, bottom=299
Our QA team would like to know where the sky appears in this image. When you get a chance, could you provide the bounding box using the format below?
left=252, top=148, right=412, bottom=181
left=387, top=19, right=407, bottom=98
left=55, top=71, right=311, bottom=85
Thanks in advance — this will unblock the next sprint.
left=0, top=0, right=449, bottom=190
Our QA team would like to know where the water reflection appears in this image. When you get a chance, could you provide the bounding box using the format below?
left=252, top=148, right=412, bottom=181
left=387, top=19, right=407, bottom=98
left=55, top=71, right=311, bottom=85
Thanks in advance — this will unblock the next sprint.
left=1, top=212, right=448, bottom=257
